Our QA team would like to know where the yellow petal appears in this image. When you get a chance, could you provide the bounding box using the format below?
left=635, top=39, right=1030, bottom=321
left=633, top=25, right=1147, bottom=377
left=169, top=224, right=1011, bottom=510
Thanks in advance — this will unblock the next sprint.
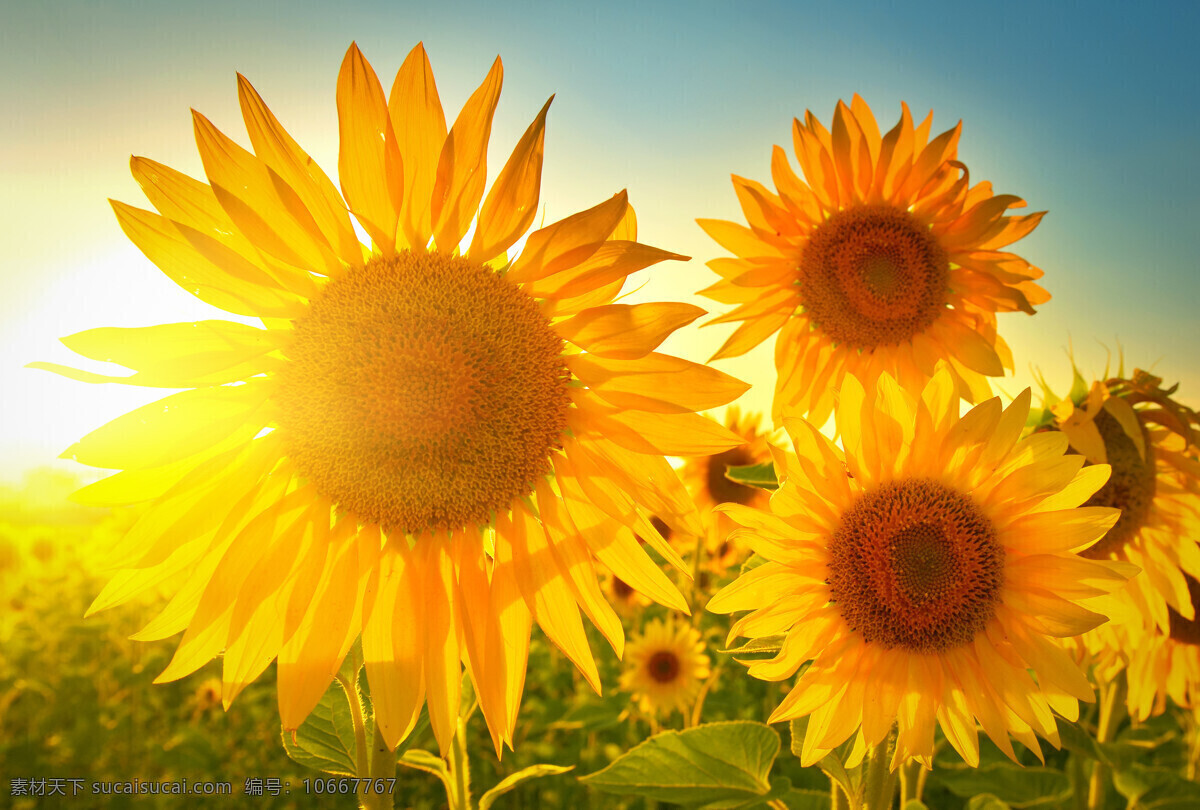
left=525, top=240, right=687, bottom=301
left=277, top=523, right=359, bottom=730
left=389, top=42, right=447, bottom=249
left=534, top=478, right=624, bottom=657
left=556, top=302, right=704, bottom=359
left=504, top=506, right=600, bottom=693
left=569, top=391, right=745, bottom=456
left=337, top=43, right=404, bottom=253
left=52, top=320, right=282, bottom=387
left=238, top=74, right=360, bottom=267
left=62, top=380, right=270, bottom=470
left=110, top=201, right=304, bottom=318
left=431, top=56, right=502, bottom=251
left=192, top=110, right=332, bottom=284
left=507, top=191, right=628, bottom=283
left=1002, top=506, right=1121, bottom=554
left=469, top=96, right=551, bottom=261
left=487, top=521, right=532, bottom=749
left=567, top=352, right=748, bottom=414
left=363, top=544, right=426, bottom=750
left=422, top=540, right=462, bottom=755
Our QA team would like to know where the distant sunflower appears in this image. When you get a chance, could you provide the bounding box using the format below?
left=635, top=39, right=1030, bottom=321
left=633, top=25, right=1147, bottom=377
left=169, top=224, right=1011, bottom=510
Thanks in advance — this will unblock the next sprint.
left=680, top=407, right=775, bottom=573
left=708, top=369, right=1134, bottom=768
left=1033, top=369, right=1200, bottom=638
left=698, top=96, right=1048, bottom=424
left=35, top=42, right=747, bottom=756
left=620, top=617, right=711, bottom=717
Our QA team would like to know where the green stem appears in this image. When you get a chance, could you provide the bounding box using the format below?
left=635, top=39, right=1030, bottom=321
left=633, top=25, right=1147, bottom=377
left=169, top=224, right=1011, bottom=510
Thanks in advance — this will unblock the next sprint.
left=898, top=760, right=921, bottom=806
left=831, top=777, right=849, bottom=810
left=362, top=715, right=396, bottom=810
left=338, top=672, right=370, bottom=788
left=1087, top=671, right=1126, bottom=810
left=689, top=528, right=706, bottom=621
left=861, top=732, right=898, bottom=810
left=448, top=715, right=473, bottom=810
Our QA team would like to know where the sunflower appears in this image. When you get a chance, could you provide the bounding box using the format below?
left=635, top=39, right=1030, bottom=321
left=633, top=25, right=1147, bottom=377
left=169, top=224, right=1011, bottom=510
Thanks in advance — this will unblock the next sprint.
left=1032, top=368, right=1200, bottom=640
left=35, top=42, right=749, bottom=757
left=620, top=617, right=711, bottom=717
left=698, top=96, right=1048, bottom=425
left=680, top=407, right=775, bottom=574
left=707, top=368, right=1135, bottom=768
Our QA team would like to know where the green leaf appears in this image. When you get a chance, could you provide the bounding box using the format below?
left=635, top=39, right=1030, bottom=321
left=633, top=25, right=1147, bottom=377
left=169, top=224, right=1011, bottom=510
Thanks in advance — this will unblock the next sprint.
left=400, top=748, right=453, bottom=795
left=965, top=796, right=1012, bottom=810
left=1113, top=764, right=1200, bottom=808
left=902, top=802, right=931, bottom=810
left=1056, top=717, right=1140, bottom=771
left=720, top=635, right=787, bottom=662
left=935, top=763, right=1069, bottom=808
left=546, top=694, right=626, bottom=732
left=281, top=678, right=358, bottom=776
left=726, top=462, right=779, bottom=491
left=702, top=776, right=793, bottom=809
left=479, top=764, right=574, bottom=810
left=579, top=720, right=781, bottom=805
left=785, top=788, right=833, bottom=810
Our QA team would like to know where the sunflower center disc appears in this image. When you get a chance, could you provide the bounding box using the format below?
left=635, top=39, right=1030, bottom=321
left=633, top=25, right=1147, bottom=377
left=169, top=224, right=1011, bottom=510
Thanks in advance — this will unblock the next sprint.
left=275, top=252, right=570, bottom=534
left=1078, top=409, right=1157, bottom=559
left=827, top=479, right=1005, bottom=653
left=705, top=445, right=759, bottom=506
left=647, top=650, right=681, bottom=684
left=799, top=205, right=949, bottom=350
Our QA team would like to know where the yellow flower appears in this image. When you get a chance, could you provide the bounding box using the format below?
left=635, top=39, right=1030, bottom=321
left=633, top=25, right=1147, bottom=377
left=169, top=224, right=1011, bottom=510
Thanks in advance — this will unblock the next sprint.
left=698, top=96, right=1048, bottom=424
left=680, top=406, right=775, bottom=573
left=620, top=617, right=710, bottom=717
left=38, top=42, right=748, bottom=757
left=1036, top=369, right=1200, bottom=639
left=707, top=369, right=1134, bottom=768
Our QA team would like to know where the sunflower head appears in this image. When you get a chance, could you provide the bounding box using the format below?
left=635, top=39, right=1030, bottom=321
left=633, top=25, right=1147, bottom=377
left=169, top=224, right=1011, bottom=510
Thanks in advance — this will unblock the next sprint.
left=1033, top=366, right=1200, bottom=639
left=620, top=617, right=711, bottom=717
left=40, top=41, right=749, bottom=760
left=698, top=95, right=1048, bottom=425
left=708, top=368, right=1134, bottom=768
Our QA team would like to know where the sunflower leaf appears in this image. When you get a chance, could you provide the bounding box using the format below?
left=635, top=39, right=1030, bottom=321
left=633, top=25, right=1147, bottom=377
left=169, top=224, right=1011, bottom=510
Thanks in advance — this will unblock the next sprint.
left=579, top=720, right=780, bottom=805
left=935, top=763, right=1069, bottom=808
left=479, top=764, right=574, bottom=810
left=965, top=796, right=1012, bottom=810
left=281, top=678, right=358, bottom=776
left=725, top=462, right=779, bottom=491
left=720, top=635, right=787, bottom=661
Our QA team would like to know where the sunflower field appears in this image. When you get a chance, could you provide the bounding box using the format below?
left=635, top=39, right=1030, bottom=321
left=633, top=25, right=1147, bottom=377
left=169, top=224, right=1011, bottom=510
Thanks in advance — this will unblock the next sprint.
left=4, top=18, right=1200, bottom=810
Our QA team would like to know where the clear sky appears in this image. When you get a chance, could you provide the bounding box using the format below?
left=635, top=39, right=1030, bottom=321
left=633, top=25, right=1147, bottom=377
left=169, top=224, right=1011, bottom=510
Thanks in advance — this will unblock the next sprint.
left=2, top=0, right=1198, bottom=481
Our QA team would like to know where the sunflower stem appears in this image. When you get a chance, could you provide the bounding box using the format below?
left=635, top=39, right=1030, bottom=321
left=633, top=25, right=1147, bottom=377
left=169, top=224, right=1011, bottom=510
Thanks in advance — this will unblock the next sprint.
left=689, top=527, right=706, bottom=621
left=898, top=760, right=923, bottom=805
left=336, top=666, right=381, bottom=810
left=861, top=730, right=898, bottom=810
left=1087, top=670, right=1126, bottom=810
left=363, top=716, right=396, bottom=810
left=831, top=778, right=849, bottom=810
left=447, top=715, right=473, bottom=810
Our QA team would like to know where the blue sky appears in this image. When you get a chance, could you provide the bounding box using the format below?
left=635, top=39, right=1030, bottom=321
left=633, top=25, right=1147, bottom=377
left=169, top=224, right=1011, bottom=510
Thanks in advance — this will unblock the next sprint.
left=2, top=0, right=1198, bottom=479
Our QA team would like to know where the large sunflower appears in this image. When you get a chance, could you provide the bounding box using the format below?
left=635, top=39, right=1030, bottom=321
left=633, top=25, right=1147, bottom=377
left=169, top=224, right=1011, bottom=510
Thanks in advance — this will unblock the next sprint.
left=698, top=96, right=1048, bottom=424
left=1032, top=369, right=1200, bottom=639
left=620, top=617, right=711, bottom=717
left=707, top=369, right=1134, bottom=768
left=35, top=42, right=748, bottom=756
